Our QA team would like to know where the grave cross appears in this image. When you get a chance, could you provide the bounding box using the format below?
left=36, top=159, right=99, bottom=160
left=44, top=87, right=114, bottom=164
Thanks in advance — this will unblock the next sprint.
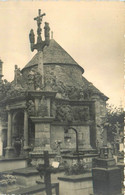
left=44, top=151, right=52, bottom=195
left=37, top=151, right=59, bottom=195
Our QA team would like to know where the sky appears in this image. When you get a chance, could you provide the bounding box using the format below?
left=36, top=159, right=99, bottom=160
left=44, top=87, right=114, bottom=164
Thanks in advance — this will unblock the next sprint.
left=0, top=1, right=124, bottom=107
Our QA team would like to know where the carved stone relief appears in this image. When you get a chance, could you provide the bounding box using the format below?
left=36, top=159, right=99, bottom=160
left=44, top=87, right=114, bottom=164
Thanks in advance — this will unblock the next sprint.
left=27, top=100, right=35, bottom=116
left=55, top=104, right=90, bottom=123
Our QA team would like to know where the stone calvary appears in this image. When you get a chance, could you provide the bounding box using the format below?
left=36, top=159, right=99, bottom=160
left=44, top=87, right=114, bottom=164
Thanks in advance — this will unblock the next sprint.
left=0, top=9, right=109, bottom=161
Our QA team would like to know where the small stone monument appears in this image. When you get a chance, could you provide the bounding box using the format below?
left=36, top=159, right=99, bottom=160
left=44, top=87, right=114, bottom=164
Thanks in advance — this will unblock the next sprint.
left=92, top=146, right=122, bottom=195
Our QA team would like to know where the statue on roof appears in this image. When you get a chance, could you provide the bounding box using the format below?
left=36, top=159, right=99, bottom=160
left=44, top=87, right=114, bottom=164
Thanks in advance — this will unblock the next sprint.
left=29, top=9, right=50, bottom=52
left=14, top=65, right=22, bottom=88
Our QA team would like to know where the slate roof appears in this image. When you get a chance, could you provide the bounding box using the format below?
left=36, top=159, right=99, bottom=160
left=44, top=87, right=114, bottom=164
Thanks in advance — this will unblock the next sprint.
left=82, top=76, right=109, bottom=100
left=22, top=39, right=84, bottom=72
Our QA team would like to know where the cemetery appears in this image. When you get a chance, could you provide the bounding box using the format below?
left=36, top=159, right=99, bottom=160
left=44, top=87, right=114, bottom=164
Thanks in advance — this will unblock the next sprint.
left=0, top=9, right=123, bottom=195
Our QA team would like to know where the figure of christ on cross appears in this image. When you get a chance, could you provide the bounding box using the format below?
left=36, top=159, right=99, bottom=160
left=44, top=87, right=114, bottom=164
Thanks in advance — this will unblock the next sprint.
left=34, top=9, right=46, bottom=45
left=34, top=9, right=46, bottom=30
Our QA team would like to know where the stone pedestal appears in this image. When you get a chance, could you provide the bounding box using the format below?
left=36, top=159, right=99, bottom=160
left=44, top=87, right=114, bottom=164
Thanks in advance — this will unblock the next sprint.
left=31, top=117, right=54, bottom=151
left=23, top=146, right=31, bottom=157
left=30, top=117, right=56, bottom=166
left=62, top=152, right=98, bottom=169
left=13, top=167, right=40, bottom=187
left=58, top=173, right=93, bottom=195
left=92, top=167, right=122, bottom=195
left=5, top=147, right=15, bottom=158
left=92, top=146, right=122, bottom=195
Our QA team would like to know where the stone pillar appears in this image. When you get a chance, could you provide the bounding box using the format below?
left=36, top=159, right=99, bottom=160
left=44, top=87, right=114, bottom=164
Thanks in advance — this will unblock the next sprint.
left=5, top=111, right=14, bottom=158
left=92, top=95, right=104, bottom=148
left=46, top=98, right=50, bottom=117
left=24, top=109, right=28, bottom=147
left=38, top=51, right=44, bottom=86
left=7, top=112, right=12, bottom=147
left=34, top=98, right=39, bottom=116
left=23, top=109, right=30, bottom=155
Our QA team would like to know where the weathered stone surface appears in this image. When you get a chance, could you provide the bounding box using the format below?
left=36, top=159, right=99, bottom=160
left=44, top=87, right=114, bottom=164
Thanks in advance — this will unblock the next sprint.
left=58, top=173, right=93, bottom=195
left=92, top=167, right=122, bottom=195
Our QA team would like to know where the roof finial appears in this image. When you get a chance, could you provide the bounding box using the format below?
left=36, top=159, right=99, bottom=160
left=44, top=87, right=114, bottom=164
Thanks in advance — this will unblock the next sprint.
left=51, top=31, right=53, bottom=39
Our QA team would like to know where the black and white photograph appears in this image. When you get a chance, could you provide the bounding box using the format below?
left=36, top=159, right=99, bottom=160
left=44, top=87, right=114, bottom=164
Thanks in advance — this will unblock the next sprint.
left=0, top=1, right=124, bottom=194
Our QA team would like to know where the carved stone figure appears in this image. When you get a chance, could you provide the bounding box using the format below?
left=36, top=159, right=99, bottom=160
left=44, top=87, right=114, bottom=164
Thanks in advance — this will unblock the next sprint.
left=73, top=107, right=90, bottom=122
left=44, top=22, right=50, bottom=41
left=14, top=65, right=23, bottom=88
left=34, top=71, right=43, bottom=90
left=45, top=71, right=56, bottom=90
left=27, top=69, right=35, bottom=90
left=29, top=29, right=35, bottom=44
left=27, top=100, right=35, bottom=116
left=51, top=101, right=57, bottom=117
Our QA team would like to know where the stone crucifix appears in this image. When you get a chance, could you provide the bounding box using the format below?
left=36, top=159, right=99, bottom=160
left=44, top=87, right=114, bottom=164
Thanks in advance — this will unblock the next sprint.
left=34, top=9, right=46, bottom=44
left=29, top=9, right=50, bottom=88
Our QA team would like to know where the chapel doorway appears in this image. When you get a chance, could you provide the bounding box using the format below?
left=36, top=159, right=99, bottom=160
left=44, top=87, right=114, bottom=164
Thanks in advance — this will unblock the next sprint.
left=1, top=129, right=7, bottom=156
left=12, top=111, right=24, bottom=156
left=13, top=111, right=24, bottom=139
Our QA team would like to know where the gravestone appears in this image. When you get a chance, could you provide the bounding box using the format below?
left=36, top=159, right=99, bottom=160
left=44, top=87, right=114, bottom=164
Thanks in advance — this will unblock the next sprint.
left=92, top=146, right=122, bottom=195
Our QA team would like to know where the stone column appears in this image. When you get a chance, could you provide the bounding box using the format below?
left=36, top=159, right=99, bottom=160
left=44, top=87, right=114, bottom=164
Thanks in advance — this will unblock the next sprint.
left=24, top=109, right=28, bottom=148
left=34, top=98, right=39, bottom=116
left=92, top=95, right=103, bottom=148
left=7, top=111, right=12, bottom=147
left=5, top=111, right=15, bottom=158
left=23, top=109, right=30, bottom=156
left=38, top=51, right=44, bottom=86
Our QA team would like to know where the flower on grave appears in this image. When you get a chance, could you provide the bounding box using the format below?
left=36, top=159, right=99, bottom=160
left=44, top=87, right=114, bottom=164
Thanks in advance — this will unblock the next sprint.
left=3, top=174, right=16, bottom=180
left=0, top=175, right=17, bottom=185
left=7, top=178, right=16, bottom=185
left=64, top=161, right=88, bottom=175
left=0, top=180, right=8, bottom=186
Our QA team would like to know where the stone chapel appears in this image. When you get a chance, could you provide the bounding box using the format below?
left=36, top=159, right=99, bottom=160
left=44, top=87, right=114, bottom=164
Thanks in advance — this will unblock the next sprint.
left=0, top=10, right=108, bottom=158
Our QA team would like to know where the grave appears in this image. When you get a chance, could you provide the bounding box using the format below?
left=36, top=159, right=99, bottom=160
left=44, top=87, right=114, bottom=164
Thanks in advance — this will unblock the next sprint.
left=58, top=172, right=93, bottom=195
left=92, top=146, right=122, bottom=195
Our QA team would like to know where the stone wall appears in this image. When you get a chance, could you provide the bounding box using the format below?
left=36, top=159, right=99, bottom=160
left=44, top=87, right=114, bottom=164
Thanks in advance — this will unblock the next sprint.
left=50, top=125, right=91, bottom=150
left=22, top=64, right=83, bottom=93
left=44, top=64, right=83, bottom=90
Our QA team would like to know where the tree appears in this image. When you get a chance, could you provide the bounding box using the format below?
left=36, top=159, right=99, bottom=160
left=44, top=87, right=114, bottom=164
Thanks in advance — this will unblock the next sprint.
left=104, top=104, right=124, bottom=153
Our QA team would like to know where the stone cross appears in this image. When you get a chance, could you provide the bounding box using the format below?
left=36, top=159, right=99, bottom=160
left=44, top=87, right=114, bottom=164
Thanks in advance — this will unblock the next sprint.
left=34, top=9, right=46, bottom=44
left=44, top=151, right=52, bottom=195
left=36, top=151, right=59, bottom=195
left=34, top=9, right=46, bottom=24
left=29, top=9, right=50, bottom=87
left=37, top=151, right=52, bottom=195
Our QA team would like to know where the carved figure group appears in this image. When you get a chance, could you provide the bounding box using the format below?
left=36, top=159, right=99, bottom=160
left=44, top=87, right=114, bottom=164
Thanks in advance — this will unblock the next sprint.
left=27, top=100, right=35, bottom=116
left=27, top=68, right=43, bottom=90
left=56, top=104, right=90, bottom=123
